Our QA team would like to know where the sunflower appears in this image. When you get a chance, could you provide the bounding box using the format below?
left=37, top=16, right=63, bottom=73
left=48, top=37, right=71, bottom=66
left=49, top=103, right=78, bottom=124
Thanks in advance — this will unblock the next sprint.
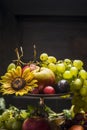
left=0, top=66, right=38, bottom=96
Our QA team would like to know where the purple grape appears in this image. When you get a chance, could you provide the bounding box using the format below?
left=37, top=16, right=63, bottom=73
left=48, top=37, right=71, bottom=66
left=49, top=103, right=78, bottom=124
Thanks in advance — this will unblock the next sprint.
left=56, top=80, right=70, bottom=93
left=74, top=113, right=84, bottom=121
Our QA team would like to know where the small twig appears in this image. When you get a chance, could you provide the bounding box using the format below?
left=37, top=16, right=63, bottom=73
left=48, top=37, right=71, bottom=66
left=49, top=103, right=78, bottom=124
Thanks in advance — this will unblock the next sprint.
left=15, top=48, right=20, bottom=61
left=13, top=47, right=25, bottom=66
left=20, top=46, right=23, bottom=59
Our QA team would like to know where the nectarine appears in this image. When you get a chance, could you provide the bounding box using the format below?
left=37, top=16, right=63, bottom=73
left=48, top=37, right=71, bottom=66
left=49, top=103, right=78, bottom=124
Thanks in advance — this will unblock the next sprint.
left=69, top=125, right=84, bottom=130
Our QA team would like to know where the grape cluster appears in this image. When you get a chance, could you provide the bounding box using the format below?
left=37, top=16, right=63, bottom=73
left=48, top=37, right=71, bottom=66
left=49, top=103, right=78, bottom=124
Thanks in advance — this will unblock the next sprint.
left=39, top=53, right=87, bottom=113
left=0, top=106, right=28, bottom=130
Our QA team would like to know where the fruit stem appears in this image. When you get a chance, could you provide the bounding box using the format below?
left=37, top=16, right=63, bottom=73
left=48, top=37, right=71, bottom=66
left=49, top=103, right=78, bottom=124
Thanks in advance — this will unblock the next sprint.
left=39, top=97, right=44, bottom=105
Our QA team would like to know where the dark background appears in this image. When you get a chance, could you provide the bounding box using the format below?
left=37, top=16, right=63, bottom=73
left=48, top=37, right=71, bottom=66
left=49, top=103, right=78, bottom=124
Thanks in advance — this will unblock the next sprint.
left=0, top=0, right=87, bottom=111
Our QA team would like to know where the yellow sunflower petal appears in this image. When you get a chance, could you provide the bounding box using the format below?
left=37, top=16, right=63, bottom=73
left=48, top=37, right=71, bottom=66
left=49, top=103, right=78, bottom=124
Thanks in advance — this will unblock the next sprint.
left=7, top=69, right=17, bottom=79
left=24, top=85, right=33, bottom=92
left=1, top=73, right=13, bottom=81
left=11, top=69, right=20, bottom=77
left=27, top=79, right=38, bottom=86
left=2, top=90, right=14, bottom=95
left=1, top=83, right=11, bottom=88
left=24, top=73, right=34, bottom=82
left=5, top=72, right=12, bottom=78
left=16, top=66, right=22, bottom=77
left=15, top=89, right=28, bottom=96
left=22, top=68, right=31, bottom=78
left=1, top=87, right=15, bottom=94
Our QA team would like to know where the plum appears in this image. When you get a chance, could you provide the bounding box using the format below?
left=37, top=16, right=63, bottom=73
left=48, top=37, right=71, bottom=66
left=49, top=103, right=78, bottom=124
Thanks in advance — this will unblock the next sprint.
left=56, top=79, right=70, bottom=93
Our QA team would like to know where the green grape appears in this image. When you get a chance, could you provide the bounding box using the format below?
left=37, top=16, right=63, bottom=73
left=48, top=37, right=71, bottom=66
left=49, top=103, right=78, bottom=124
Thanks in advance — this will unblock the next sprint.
left=0, top=115, right=3, bottom=122
left=63, top=70, right=72, bottom=79
left=70, top=66, right=78, bottom=77
left=48, top=63, right=56, bottom=72
left=47, top=56, right=57, bottom=63
left=7, top=63, right=16, bottom=71
left=79, top=69, right=87, bottom=80
left=64, top=59, right=72, bottom=69
left=73, top=78, right=83, bottom=90
left=55, top=72, right=63, bottom=82
left=72, top=95, right=81, bottom=106
left=0, top=116, right=4, bottom=128
left=72, top=95, right=84, bottom=111
left=56, top=63, right=66, bottom=73
left=83, top=79, right=87, bottom=86
left=73, top=60, right=83, bottom=70
left=12, top=120, right=22, bottom=130
left=20, top=110, right=28, bottom=119
left=2, top=110, right=10, bottom=121
left=64, top=59, right=72, bottom=65
left=40, top=53, right=48, bottom=61
left=80, top=86, right=87, bottom=96
left=66, top=64, right=72, bottom=70
left=0, top=121, right=4, bottom=128
left=70, top=81, right=76, bottom=92
left=82, top=96, right=87, bottom=103
left=57, top=60, right=63, bottom=64
left=5, top=117, right=16, bottom=130
left=40, top=61, right=48, bottom=67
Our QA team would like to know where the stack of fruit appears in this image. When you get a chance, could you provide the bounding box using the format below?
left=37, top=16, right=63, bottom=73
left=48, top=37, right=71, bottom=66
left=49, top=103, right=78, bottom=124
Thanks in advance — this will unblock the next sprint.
left=0, top=47, right=87, bottom=130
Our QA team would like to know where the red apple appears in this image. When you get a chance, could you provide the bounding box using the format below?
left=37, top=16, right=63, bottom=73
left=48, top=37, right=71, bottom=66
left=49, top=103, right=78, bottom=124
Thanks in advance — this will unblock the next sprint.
left=43, top=86, right=56, bottom=94
left=32, top=67, right=56, bottom=92
left=22, top=117, right=51, bottom=130
left=69, top=125, right=84, bottom=130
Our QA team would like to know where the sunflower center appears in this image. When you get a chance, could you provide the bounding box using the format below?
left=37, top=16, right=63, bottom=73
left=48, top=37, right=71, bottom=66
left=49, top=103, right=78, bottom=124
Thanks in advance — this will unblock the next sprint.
left=11, top=77, right=26, bottom=91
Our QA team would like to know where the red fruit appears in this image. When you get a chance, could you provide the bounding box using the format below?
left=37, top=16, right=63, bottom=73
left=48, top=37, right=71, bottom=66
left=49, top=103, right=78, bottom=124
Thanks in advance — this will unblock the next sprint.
left=22, top=65, right=30, bottom=72
left=22, top=117, right=51, bottom=130
left=29, top=64, right=38, bottom=71
left=43, top=86, right=55, bottom=94
left=38, top=84, right=45, bottom=94
left=23, top=64, right=38, bottom=72
left=69, top=125, right=84, bottom=130
left=31, top=88, right=39, bottom=94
